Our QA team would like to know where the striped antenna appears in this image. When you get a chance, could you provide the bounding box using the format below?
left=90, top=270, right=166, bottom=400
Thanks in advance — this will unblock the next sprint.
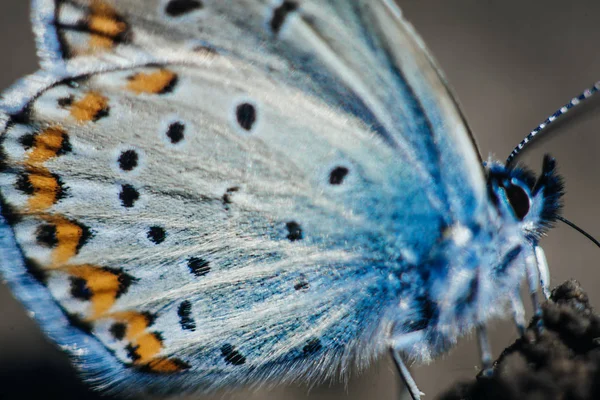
left=506, top=81, right=600, bottom=165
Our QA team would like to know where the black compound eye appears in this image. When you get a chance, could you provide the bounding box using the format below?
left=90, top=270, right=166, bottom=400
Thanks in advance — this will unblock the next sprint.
left=504, top=183, right=531, bottom=220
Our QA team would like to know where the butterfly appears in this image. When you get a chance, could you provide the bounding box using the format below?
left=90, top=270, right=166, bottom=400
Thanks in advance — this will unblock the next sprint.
left=0, top=1, right=594, bottom=399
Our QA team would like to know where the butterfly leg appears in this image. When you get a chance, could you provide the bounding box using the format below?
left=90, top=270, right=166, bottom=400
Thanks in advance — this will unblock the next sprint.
left=526, top=246, right=544, bottom=330
left=534, top=245, right=551, bottom=300
left=390, top=348, right=422, bottom=400
left=476, top=323, right=493, bottom=375
left=389, top=331, right=425, bottom=400
left=510, top=292, right=526, bottom=336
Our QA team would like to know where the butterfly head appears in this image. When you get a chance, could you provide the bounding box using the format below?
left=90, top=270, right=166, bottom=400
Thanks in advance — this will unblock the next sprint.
left=487, top=154, right=564, bottom=242
left=400, top=156, right=564, bottom=356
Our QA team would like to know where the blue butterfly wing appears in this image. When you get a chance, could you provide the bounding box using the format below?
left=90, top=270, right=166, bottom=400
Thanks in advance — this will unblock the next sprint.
left=0, top=59, right=411, bottom=394
left=0, top=0, right=491, bottom=396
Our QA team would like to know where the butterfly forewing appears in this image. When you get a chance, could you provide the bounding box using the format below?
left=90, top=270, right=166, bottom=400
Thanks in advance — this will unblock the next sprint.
left=37, top=0, right=485, bottom=219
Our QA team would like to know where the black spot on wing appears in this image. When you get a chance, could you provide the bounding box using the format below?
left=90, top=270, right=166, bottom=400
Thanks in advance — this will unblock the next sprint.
left=15, top=173, right=34, bottom=195
left=110, top=322, right=127, bottom=341
left=329, top=166, right=349, bottom=185
left=147, top=226, right=166, bottom=244
left=177, top=300, right=196, bottom=331
left=236, top=103, right=256, bottom=131
left=18, top=133, right=35, bottom=149
left=118, top=150, right=139, bottom=171
left=188, top=257, right=210, bottom=277
left=294, top=281, right=309, bottom=291
left=222, top=186, right=239, bottom=210
left=108, top=267, right=137, bottom=298
left=57, top=96, right=74, bottom=108
left=119, top=184, right=139, bottom=208
left=270, top=1, right=298, bottom=33
left=193, top=45, right=218, bottom=56
left=285, top=221, right=303, bottom=241
left=126, top=343, right=141, bottom=363
left=160, top=76, right=179, bottom=94
left=165, top=0, right=203, bottom=17
left=70, top=276, right=92, bottom=301
left=303, top=338, right=322, bottom=355
left=166, top=122, right=185, bottom=144
left=36, top=224, right=58, bottom=248
left=221, top=344, right=246, bottom=365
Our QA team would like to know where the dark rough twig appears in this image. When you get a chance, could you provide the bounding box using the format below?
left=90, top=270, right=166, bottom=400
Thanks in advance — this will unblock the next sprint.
left=438, top=280, right=600, bottom=400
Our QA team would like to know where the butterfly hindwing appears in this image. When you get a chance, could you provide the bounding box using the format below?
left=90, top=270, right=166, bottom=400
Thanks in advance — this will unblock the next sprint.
left=0, top=53, right=445, bottom=393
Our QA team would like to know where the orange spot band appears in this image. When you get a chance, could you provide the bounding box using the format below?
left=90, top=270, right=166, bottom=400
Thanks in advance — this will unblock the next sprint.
left=145, top=357, right=189, bottom=373
left=65, top=265, right=122, bottom=317
left=97, top=311, right=188, bottom=369
left=88, top=15, right=127, bottom=37
left=70, top=91, right=109, bottom=122
left=39, top=215, right=86, bottom=266
left=127, top=70, right=178, bottom=94
left=108, top=311, right=152, bottom=340
left=26, top=127, right=67, bottom=165
left=89, top=34, right=115, bottom=50
left=133, top=333, right=163, bottom=363
left=26, top=171, right=60, bottom=212
left=21, top=127, right=69, bottom=211
left=82, top=1, right=127, bottom=53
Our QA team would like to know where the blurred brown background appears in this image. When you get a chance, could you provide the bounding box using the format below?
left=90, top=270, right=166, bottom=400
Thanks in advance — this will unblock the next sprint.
left=0, top=1, right=599, bottom=399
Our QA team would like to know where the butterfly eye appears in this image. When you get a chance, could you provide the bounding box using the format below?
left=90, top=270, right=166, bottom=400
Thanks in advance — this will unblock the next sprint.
left=503, top=181, right=531, bottom=220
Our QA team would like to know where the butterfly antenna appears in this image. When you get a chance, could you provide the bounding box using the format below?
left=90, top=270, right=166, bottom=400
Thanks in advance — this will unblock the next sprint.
left=556, top=216, right=600, bottom=249
left=506, top=81, right=600, bottom=165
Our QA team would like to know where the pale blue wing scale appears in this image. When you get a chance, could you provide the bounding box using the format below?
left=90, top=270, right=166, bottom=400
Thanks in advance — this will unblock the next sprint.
left=32, top=0, right=486, bottom=229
